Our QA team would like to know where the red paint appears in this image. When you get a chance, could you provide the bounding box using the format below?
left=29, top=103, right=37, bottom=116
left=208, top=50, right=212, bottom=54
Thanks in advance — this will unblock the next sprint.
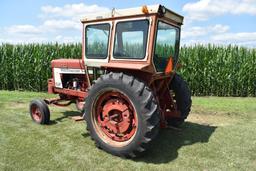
left=94, top=91, right=137, bottom=142
left=47, top=79, right=54, bottom=94
left=148, top=73, right=181, bottom=128
left=51, top=59, right=85, bottom=69
left=31, top=105, right=42, bottom=122
left=53, top=88, right=87, bottom=99
left=102, top=62, right=149, bottom=71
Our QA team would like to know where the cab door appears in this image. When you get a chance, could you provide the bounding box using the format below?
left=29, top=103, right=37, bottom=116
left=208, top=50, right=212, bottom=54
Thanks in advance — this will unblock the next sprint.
left=83, top=21, right=112, bottom=67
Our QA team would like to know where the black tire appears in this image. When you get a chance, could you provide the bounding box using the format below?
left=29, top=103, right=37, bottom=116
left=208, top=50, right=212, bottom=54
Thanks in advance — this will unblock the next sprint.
left=168, top=74, right=192, bottom=127
left=84, top=72, right=160, bottom=158
left=29, top=99, right=50, bottom=124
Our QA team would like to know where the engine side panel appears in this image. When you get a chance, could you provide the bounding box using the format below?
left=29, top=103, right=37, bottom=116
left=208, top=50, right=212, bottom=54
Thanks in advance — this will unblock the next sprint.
left=53, top=68, right=86, bottom=88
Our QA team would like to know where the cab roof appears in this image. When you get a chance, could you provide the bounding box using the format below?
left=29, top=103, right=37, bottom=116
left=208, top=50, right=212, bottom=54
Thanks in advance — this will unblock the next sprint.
left=80, top=4, right=184, bottom=25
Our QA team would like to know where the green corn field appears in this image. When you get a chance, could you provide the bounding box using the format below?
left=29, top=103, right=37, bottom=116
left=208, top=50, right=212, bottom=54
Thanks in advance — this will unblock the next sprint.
left=179, top=45, right=256, bottom=96
left=0, top=43, right=81, bottom=91
left=0, top=43, right=255, bottom=96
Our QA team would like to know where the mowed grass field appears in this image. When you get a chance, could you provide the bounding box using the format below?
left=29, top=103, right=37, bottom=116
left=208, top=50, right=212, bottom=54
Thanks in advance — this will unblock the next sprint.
left=0, top=91, right=255, bottom=171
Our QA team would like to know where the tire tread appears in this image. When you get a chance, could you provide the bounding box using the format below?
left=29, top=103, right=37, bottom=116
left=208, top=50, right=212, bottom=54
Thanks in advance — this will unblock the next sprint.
left=84, top=72, right=160, bottom=158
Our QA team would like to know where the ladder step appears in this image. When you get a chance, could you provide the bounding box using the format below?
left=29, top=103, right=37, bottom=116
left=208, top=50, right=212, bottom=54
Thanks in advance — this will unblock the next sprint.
left=70, top=116, right=84, bottom=121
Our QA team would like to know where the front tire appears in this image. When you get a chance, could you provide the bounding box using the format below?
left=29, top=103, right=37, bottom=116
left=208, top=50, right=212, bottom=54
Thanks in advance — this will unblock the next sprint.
left=29, top=99, right=50, bottom=124
left=84, top=72, right=160, bottom=158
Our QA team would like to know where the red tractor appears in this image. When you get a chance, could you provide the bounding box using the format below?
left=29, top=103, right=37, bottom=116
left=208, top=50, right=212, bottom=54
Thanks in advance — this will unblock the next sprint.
left=29, top=4, right=191, bottom=157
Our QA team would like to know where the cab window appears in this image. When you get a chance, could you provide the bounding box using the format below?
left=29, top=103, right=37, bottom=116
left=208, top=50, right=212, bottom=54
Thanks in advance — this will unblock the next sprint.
left=154, top=21, right=179, bottom=72
left=85, top=23, right=110, bottom=59
left=113, top=19, right=149, bottom=59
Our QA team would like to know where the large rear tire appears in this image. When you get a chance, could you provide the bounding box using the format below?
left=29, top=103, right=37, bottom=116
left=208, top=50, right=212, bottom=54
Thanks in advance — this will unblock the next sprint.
left=84, top=72, right=160, bottom=158
left=168, top=74, right=192, bottom=127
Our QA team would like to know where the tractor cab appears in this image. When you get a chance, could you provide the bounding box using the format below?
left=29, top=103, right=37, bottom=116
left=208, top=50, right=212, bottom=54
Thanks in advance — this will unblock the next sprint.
left=81, top=4, right=183, bottom=76
left=30, top=5, right=191, bottom=158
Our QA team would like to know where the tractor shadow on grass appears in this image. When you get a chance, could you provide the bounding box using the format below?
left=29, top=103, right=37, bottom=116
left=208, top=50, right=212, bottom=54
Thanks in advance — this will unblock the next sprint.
left=136, top=122, right=217, bottom=164
left=50, top=111, right=82, bottom=124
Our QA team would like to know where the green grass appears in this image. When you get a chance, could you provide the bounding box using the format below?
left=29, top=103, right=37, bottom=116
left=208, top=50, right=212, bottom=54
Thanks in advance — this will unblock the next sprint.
left=0, top=91, right=255, bottom=171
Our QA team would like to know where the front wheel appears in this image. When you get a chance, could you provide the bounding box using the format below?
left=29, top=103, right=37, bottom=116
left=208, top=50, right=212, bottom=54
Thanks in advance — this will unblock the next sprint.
left=84, top=72, right=160, bottom=158
left=29, top=99, right=50, bottom=124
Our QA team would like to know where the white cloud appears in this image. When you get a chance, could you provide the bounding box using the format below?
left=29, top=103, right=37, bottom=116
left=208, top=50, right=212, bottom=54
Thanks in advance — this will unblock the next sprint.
left=1, top=2, right=255, bottom=47
left=211, top=24, right=230, bottom=33
left=182, top=26, right=208, bottom=38
left=181, top=0, right=256, bottom=46
left=182, top=31, right=256, bottom=47
left=55, top=35, right=81, bottom=43
left=43, top=19, right=81, bottom=31
left=41, top=3, right=110, bottom=19
left=182, top=24, right=230, bottom=39
left=0, top=3, right=109, bottom=44
left=183, top=0, right=256, bottom=21
left=181, top=39, right=210, bottom=46
left=6, top=25, right=42, bottom=35
left=0, top=36, right=48, bottom=44
left=211, top=32, right=256, bottom=42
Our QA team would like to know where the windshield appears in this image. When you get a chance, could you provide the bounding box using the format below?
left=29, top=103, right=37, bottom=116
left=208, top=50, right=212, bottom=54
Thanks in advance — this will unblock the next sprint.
left=154, top=21, right=180, bottom=72
left=113, top=19, right=149, bottom=59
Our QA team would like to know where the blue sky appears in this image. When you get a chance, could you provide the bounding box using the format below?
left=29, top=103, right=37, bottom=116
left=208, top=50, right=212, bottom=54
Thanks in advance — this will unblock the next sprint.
left=0, top=0, right=255, bottom=46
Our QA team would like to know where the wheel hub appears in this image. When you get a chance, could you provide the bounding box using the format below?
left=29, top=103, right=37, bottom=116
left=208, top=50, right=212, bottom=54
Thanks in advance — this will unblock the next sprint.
left=94, top=91, right=137, bottom=142
left=101, top=99, right=130, bottom=134
left=31, top=106, right=42, bottom=122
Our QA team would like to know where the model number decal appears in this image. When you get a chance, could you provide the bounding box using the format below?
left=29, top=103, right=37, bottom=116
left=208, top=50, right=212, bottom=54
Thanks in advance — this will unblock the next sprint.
left=60, top=68, right=85, bottom=73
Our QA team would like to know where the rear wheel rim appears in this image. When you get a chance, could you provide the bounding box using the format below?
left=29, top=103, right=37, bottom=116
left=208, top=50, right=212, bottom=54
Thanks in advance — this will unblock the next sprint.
left=92, top=90, right=138, bottom=147
left=31, top=105, right=42, bottom=122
